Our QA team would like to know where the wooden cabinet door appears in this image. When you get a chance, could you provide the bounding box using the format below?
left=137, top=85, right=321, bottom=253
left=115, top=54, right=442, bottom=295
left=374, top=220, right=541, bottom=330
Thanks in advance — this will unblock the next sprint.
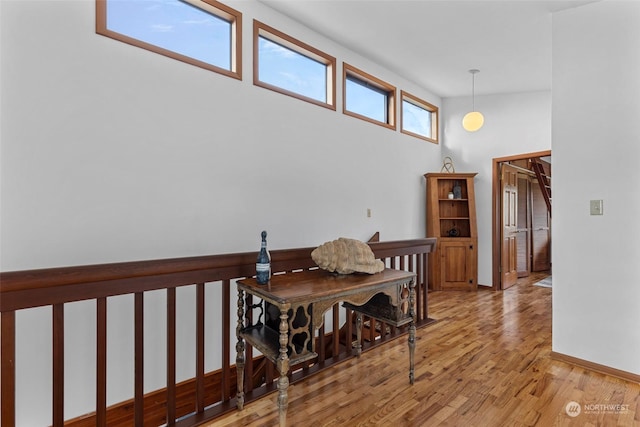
left=440, top=240, right=477, bottom=290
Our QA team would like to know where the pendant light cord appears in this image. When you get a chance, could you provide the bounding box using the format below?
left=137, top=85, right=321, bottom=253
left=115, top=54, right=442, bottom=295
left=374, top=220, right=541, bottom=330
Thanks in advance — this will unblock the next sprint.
left=469, top=69, right=480, bottom=111
left=472, top=73, right=475, bottom=111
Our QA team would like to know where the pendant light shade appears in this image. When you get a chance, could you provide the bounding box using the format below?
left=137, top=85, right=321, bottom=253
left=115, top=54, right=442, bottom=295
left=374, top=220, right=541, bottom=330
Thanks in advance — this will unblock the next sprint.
left=463, top=69, right=484, bottom=132
left=463, top=111, right=484, bottom=132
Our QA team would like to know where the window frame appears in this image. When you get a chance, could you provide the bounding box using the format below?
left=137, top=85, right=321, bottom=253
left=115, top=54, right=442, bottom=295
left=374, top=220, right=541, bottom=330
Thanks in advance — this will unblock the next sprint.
left=253, top=20, right=336, bottom=110
left=342, top=63, right=396, bottom=130
left=400, top=90, right=439, bottom=144
left=96, top=0, right=242, bottom=80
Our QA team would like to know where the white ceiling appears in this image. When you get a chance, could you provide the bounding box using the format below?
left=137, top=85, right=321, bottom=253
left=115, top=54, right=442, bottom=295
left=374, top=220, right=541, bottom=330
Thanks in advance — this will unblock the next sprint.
left=259, top=0, right=598, bottom=98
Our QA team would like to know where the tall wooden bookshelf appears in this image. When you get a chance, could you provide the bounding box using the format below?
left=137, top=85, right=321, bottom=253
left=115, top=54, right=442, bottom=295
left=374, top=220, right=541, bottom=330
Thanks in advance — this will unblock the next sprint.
left=425, top=173, right=478, bottom=290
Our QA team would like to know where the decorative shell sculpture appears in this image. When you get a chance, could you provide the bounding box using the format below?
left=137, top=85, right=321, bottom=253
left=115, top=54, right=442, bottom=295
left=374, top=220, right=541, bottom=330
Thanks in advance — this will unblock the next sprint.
left=311, top=238, right=385, bottom=275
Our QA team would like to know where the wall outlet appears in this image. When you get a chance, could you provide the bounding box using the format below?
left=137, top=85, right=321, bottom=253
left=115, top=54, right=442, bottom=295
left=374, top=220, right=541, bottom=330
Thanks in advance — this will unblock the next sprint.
left=590, top=200, right=603, bottom=215
left=367, top=208, right=372, bottom=218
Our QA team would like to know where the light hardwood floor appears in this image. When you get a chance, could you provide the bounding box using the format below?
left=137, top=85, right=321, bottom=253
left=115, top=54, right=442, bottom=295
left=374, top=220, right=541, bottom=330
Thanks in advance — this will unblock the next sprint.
left=210, top=272, right=640, bottom=426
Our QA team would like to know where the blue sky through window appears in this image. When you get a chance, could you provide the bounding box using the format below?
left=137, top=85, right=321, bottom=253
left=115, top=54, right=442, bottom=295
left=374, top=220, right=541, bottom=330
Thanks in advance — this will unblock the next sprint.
left=345, top=77, right=387, bottom=123
left=106, top=0, right=232, bottom=70
left=402, top=100, right=431, bottom=137
left=258, top=37, right=327, bottom=103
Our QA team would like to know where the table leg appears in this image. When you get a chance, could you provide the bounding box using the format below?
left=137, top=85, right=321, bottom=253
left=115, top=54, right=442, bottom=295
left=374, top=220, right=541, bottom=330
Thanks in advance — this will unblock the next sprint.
left=235, top=289, right=246, bottom=410
left=355, top=312, right=363, bottom=357
left=408, top=279, right=416, bottom=385
left=277, top=306, right=290, bottom=427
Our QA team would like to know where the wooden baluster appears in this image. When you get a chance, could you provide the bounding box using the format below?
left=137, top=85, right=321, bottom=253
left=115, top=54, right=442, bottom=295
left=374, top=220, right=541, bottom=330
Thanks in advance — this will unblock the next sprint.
left=266, top=359, right=275, bottom=384
left=166, top=288, right=176, bottom=424
left=96, top=298, right=107, bottom=427
left=264, top=301, right=274, bottom=384
left=390, top=256, right=406, bottom=336
left=318, top=322, right=325, bottom=363
left=409, top=255, right=419, bottom=321
left=422, top=253, right=429, bottom=320
left=418, top=253, right=424, bottom=319
left=221, top=280, right=231, bottom=401
left=420, top=254, right=425, bottom=321
left=335, top=305, right=343, bottom=357
left=53, top=304, right=64, bottom=427
left=368, top=316, right=376, bottom=343
left=134, top=293, right=144, bottom=427
left=1, top=311, right=16, bottom=427
left=245, top=294, right=253, bottom=393
left=196, top=283, right=205, bottom=413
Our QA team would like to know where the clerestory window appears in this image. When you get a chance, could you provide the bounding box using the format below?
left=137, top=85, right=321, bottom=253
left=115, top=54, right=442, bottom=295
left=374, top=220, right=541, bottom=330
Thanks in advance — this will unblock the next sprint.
left=96, top=0, right=242, bottom=80
left=254, top=20, right=336, bottom=110
left=343, top=63, right=396, bottom=130
left=401, top=91, right=439, bottom=143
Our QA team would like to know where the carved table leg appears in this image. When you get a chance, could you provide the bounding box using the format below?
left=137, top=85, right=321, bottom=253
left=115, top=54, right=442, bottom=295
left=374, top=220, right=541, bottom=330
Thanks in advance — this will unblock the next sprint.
left=408, top=279, right=416, bottom=385
left=235, top=289, right=246, bottom=410
left=277, top=306, right=290, bottom=427
left=355, top=312, right=363, bottom=357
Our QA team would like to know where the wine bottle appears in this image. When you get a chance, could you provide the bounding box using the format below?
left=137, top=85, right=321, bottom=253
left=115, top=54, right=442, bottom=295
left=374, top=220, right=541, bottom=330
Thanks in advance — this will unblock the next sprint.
left=256, top=230, right=271, bottom=285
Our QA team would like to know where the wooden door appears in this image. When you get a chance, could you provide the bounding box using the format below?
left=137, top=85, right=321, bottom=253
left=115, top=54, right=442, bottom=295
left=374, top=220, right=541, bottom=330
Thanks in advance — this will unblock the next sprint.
left=531, top=180, right=551, bottom=271
left=501, top=164, right=518, bottom=289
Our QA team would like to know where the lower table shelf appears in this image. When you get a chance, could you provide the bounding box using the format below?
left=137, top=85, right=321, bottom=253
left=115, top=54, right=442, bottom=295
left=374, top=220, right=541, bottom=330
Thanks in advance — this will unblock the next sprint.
left=343, top=293, right=412, bottom=327
left=241, top=325, right=318, bottom=365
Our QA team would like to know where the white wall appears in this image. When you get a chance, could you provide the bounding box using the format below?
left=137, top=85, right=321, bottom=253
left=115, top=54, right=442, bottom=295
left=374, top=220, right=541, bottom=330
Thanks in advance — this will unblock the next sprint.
left=0, top=0, right=443, bottom=424
left=442, top=91, right=552, bottom=285
left=1, top=0, right=442, bottom=272
left=552, top=0, right=640, bottom=376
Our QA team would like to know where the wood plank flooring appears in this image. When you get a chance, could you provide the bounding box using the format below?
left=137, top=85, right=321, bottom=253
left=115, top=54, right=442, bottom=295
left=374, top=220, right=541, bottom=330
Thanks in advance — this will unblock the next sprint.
left=210, top=272, right=640, bottom=426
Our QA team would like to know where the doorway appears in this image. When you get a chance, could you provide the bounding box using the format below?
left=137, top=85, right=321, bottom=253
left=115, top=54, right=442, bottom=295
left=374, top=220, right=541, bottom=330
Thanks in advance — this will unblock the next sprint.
left=492, top=150, right=551, bottom=290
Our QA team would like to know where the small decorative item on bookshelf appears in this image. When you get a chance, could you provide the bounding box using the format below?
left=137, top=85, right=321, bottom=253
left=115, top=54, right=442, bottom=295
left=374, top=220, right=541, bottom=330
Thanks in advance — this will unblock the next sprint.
left=441, top=156, right=455, bottom=173
left=453, top=181, right=462, bottom=199
left=448, top=192, right=454, bottom=199
left=448, top=228, right=460, bottom=237
left=256, top=230, right=271, bottom=285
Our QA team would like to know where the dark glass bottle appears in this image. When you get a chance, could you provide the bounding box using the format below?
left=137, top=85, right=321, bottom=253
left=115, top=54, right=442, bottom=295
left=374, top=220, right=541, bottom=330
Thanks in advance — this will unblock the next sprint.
left=453, top=181, right=462, bottom=199
left=256, top=230, right=271, bottom=285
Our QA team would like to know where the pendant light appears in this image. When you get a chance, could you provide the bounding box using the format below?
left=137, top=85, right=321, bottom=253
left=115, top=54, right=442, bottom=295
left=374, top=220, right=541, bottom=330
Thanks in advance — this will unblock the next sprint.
left=462, top=69, right=484, bottom=132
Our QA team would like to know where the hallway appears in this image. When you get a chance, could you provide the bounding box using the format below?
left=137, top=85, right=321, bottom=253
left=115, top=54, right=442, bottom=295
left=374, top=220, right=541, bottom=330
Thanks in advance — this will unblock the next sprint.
left=212, top=272, right=639, bottom=426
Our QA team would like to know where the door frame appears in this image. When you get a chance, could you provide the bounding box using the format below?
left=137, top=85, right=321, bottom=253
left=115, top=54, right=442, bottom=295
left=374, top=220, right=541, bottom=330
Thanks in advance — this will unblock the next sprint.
left=492, top=150, right=551, bottom=290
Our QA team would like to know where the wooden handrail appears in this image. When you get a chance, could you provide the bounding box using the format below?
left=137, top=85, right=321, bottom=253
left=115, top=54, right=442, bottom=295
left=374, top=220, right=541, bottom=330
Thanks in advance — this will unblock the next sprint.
left=0, top=239, right=433, bottom=293
left=0, top=237, right=436, bottom=427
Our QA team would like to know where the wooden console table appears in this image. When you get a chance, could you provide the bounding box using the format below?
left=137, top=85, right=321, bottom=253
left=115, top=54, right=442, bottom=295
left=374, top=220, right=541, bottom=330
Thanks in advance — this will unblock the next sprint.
left=235, top=268, right=417, bottom=426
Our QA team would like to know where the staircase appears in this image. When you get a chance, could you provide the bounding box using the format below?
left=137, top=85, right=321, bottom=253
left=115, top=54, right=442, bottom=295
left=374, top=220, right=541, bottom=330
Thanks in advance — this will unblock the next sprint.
left=530, top=157, right=551, bottom=216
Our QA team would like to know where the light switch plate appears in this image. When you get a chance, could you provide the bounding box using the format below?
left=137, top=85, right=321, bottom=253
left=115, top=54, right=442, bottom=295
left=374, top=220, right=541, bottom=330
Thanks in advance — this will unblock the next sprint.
left=590, top=199, right=603, bottom=215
